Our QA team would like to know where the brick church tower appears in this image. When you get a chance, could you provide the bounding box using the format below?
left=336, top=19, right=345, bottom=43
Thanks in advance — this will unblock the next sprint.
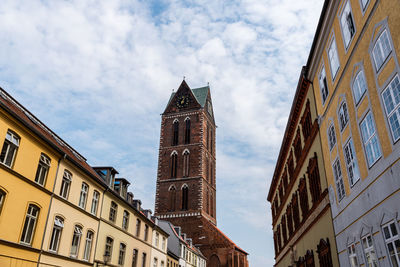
left=155, top=80, right=249, bottom=267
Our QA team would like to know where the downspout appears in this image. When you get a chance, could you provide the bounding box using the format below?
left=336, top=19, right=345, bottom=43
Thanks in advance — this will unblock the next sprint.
left=93, top=186, right=108, bottom=266
left=37, top=153, right=66, bottom=267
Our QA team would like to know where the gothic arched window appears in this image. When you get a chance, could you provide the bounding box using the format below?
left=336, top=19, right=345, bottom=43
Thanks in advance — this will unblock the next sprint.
left=181, top=185, right=188, bottom=210
left=169, top=186, right=176, bottom=211
left=210, top=192, right=214, bottom=218
left=172, top=120, right=179, bottom=146
left=183, top=150, right=190, bottom=177
left=170, top=151, right=178, bottom=178
left=206, top=189, right=210, bottom=214
left=184, top=118, right=191, bottom=144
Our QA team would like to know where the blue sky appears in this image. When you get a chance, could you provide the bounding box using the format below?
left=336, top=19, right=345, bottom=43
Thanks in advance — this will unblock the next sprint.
left=0, top=0, right=324, bottom=265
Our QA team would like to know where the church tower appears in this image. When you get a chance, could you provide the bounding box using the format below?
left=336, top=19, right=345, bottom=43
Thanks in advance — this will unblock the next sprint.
left=155, top=81, right=249, bottom=267
left=154, top=80, right=216, bottom=224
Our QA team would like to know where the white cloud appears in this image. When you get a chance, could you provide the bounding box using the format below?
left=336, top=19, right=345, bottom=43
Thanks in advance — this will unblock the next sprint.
left=0, top=0, right=324, bottom=265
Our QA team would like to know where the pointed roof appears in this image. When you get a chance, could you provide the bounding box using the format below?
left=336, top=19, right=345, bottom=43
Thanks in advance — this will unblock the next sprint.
left=165, top=80, right=210, bottom=110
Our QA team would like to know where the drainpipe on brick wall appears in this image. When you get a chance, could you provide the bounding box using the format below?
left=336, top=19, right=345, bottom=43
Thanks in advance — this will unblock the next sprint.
left=37, top=153, right=66, bottom=267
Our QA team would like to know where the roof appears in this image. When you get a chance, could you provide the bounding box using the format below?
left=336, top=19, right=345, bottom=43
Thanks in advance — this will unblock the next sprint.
left=166, top=84, right=210, bottom=109
left=209, top=223, right=249, bottom=255
left=0, top=87, right=103, bottom=182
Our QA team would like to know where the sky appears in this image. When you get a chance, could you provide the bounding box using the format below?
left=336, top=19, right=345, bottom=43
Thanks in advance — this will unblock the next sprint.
left=0, top=0, right=324, bottom=266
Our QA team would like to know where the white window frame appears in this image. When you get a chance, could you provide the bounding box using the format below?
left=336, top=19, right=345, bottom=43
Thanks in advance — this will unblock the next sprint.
left=372, top=29, right=392, bottom=72
left=333, top=159, right=346, bottom=201
left=348, top=243, right=359, bottom=267
left=83, top=230, right=93, bottom=261
left=90, top=190, right=99, bottom=215
left=0, top=130, right=20, bottom=167
left=119, top=243, right=126, bottom=265
left=328, top=123, right=337, bottom=151
left=352, top=70, right=368, bottom=105
left=35, top=153, right=51, bottom=186
left=361, top=234, right=378, bottom=267
left=70, top=225, right=82, bottom=258
left=153, top=257, right=158, bottom=267
left=78, top=183, right=89, bottom=209
left=339, top=101, right=349, bottom=131
left=343, top=138, right=360, bottom=187
left=328, top=36, right=340, bottom=80
left=49, top=216, right=64, bottom=252
left=360, top=0, right=370, bottom=12
left=381, top=75, right=400, bottom=143
left=60, top=170, right=72, bottom=199
left=20, top=204, right=39, bottom=245
left=319, top=65, right=329, bottom=104
left=340, top=0, right=356, bottom=49
left=360, top=112, right=382, bottom=167
left=382, top=221, right=400, bottom=267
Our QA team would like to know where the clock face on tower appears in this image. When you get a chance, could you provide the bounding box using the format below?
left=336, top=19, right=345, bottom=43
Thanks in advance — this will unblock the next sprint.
left=176, top=94, right=190, bottom=108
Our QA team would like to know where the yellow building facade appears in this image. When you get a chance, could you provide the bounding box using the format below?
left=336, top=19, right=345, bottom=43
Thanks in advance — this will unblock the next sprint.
left=268, top=70, right=339, bottom=266
left=305, top=0, right=400, bottom=266
left=0, top=88, right=61, bottom=266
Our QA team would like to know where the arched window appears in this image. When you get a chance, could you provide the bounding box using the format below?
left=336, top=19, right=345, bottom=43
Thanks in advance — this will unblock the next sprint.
left=170, top=151, right=178, bottom=178
left=49, top=216, right=64, bottom=252
left=206, top=189, right=210, bottom=214
left=169, top=186, right=176, bottom=211
left=83, top=230, right=94, bottom=261
left=20, top=204, right=40, bottom=245
left=70, top=225, right=83, bottom=258
left=210, top=192, right=214, bottom=218
left=185, top=118, right=191, bottom=144
left=79, top=182, right=89, bottom=209
left=183, top=150, right=190, bottom=177
left=0, top=189, right=6, bottom=215
left=60, top=170, right=72, bottom=199
left=172, top=120, right=179, bottom=146
left=181, top=185, right=188, bottom=210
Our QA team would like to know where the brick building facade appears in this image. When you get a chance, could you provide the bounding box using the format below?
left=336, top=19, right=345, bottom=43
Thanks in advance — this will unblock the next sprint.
left=154, top=81, right=249, bottom=267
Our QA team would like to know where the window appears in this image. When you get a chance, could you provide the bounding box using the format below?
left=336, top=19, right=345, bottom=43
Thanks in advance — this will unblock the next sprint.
left=153, top=258, right=158, bottom=267
left=361, top=0, right=369, bottom=10
left=339, top=102, right=349, bottom=131
left=162, top=237, right=166, bottom=251
left=333, top=159, right=346, bottom=201
left=78, top=183, right=89, bottom=209
left=361, top=235, right=378, bottom=267
left=343, top=139, right=360, bottom=186
left=122, top=210, right=129, bottom=230
left=155, top=232, right=159, bottom=247
left=49, top=216, right=64, bottom=252
left=181, top=185, right=188, bottom=210
left=373, top=30, right=392, bottom=71
left=60, top=170, right=72, bottom=199
left=293, top=129, right=302, bottom=162
left=0, top=189, right=6, bottom=215
left=183, top=150, right=190, bottom=177
left=328, top=123, right=336, bottom=150
left=132, top=249, right=138, bottom=267
left=83, top=230, right=94, bottom=261
left=170, top=152, right=177, bottom=178
left=109, top=201, right=118, bottom=222
left=340, top=1, right=356, bottom=48
left=308, top=154, right=321, bottom=205
left=161, top=261, right=164, bottom=267
left=317, top=239, right=333, bottom=267
left=383, top=221, right=400, bottom=266
left=105, top=237, right=113, bottom=259
left=286, top=205, right=293, bottom=237
left=281, top=215, right=287, bottom=244
left=70, top=225, right=82, bottom=258
left=142, top=253, right=147, bottom=267
left=169, top=186, right=176, bottom=211
left=119, top=243, right=126, bottom=265
left=90, top=190, right=100, bottom=215
left=353, top=71, right=367, bottom=105
left=299, top=177, right=309, bottom=219
left=172, top=120, right=179, bottom=146
left=328, top=38, right=340, bottom=79
left=360, top=112, right=381, bottom=167
left=144, top=224, right=149, bottom=241
left=136, top=219, right=141, bottom=237
left=0, top=130, right=20, bottom=167
left=35, top=153, right=51, bottom=186
left=185, top=118, right=190, bottom=144
left=292, top=192, right=300, bottom=229
left=319, top=66, right=329, bottom=104
left=348, top=243, right=359, bottom=267
left=20, top=204, right=39, bottom=245
left=382, top=75, right=400, bottom=142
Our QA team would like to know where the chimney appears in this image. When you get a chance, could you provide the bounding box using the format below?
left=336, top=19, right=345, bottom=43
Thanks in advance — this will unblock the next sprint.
left=127, top=192, right=134, bottom=204
left=174, top=226, right=181, bottom=236
left=181, top=233, right=187, bottom=240
left=186, top=238, right=192, bottom=247
left=133, top=199, right=142, bottom=210
left=143, top=209, right=152, bottom=219
left=151, top=216, right=159, bottom=225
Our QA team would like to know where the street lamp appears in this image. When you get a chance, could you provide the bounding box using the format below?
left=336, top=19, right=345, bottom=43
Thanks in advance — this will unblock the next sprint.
left=103, top=252, right=111, bottom=266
